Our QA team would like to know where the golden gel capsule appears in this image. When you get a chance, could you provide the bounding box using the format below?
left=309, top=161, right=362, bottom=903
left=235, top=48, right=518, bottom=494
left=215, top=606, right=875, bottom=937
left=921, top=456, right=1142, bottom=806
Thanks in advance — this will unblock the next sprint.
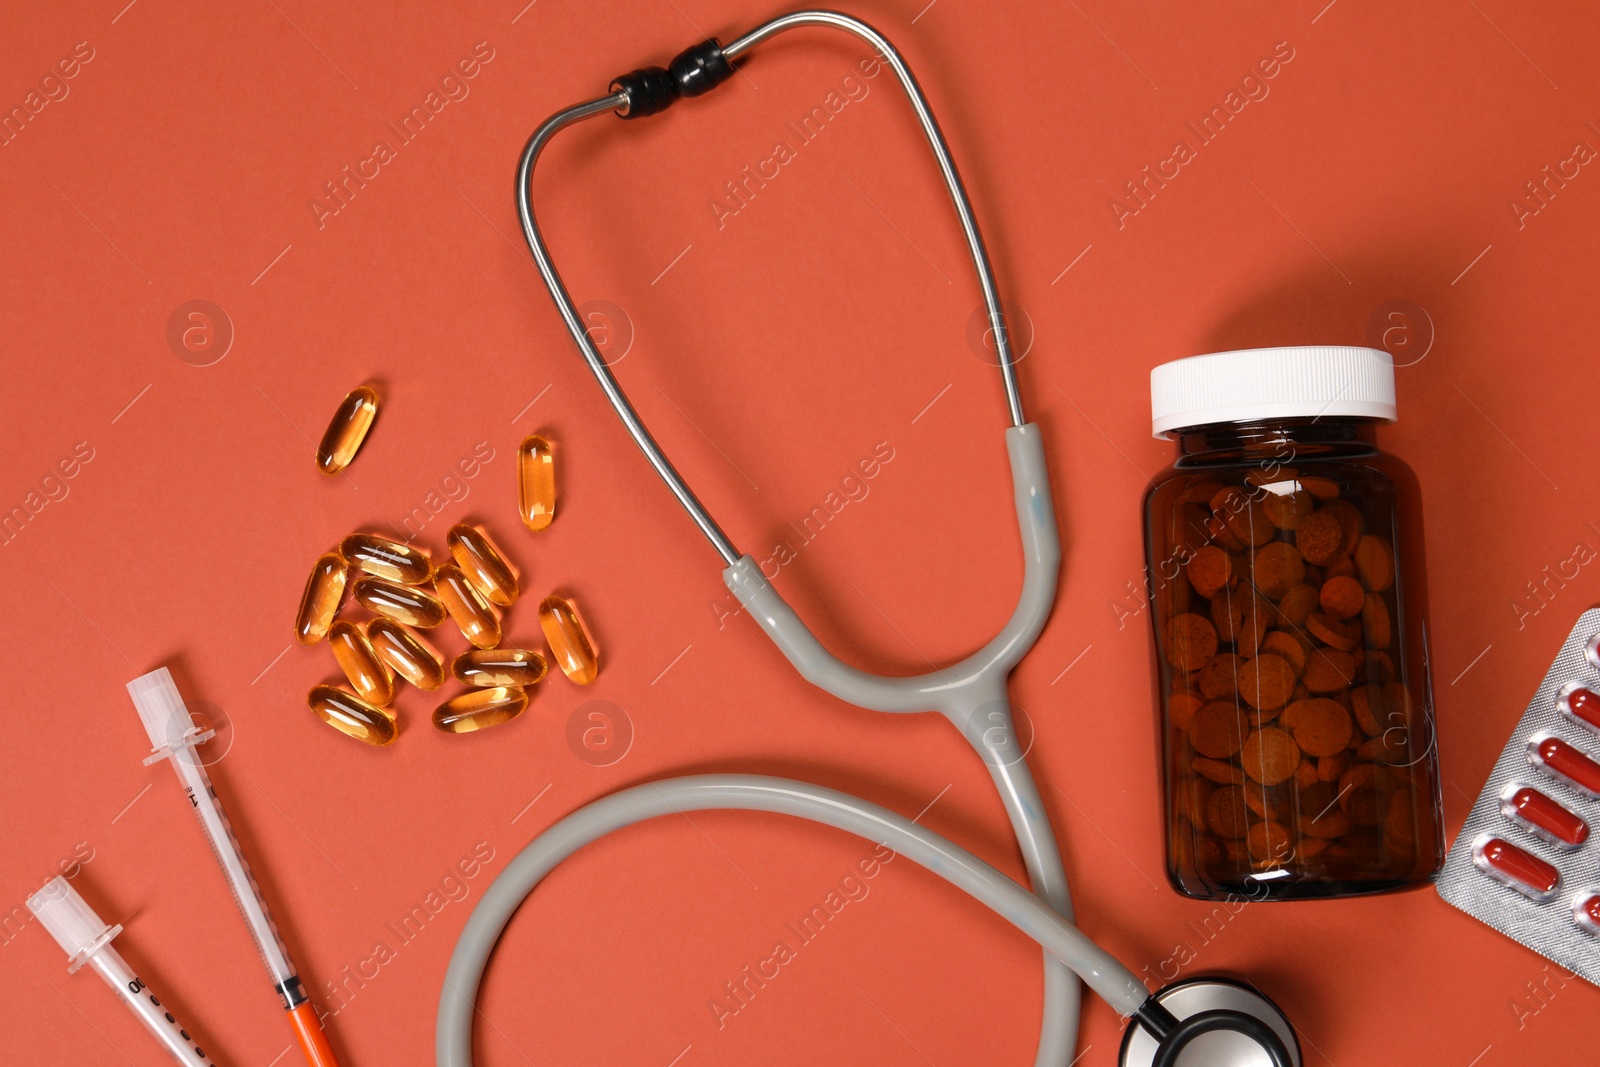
left=340, top=532, right=433, bottom=585
left=328, top=621, right=395, bottom=706
left=295, top=551, right=348, bottom=645
left=435, top=563, right=501, bottom=649
left=446, top=523, right=519, bottom=607
left=316, top=386, right=379, bottom=474
left=432, top=686, right=529, bottom=734
left=454, top=648, right=548, bottom=688
left=352, top=574, right=446, bottom=628
left=307, top=684, right=397, bottom=746
left=539, top=594, right=599, bottom=685
left=368, top=619, right=445, bottom=691
left=517, top=434, right=556, bottom=532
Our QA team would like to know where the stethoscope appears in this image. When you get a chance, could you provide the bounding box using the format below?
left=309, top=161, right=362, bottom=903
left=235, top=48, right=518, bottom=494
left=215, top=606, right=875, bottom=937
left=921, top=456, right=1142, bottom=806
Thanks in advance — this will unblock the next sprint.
left=437, top=11, right=1301, bottom=1067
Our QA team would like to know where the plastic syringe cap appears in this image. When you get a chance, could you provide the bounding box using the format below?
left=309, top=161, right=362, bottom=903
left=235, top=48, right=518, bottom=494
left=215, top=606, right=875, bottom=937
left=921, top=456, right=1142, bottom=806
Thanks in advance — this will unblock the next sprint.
left=27, top=877, right=115, bottom=966
left=127, top=666, right=196, bottom=752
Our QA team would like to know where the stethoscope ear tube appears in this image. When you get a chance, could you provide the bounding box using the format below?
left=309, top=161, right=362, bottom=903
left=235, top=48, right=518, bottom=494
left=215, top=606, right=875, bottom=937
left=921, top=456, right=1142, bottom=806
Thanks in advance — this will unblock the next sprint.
left=516, top=9, right=1029, bottom=570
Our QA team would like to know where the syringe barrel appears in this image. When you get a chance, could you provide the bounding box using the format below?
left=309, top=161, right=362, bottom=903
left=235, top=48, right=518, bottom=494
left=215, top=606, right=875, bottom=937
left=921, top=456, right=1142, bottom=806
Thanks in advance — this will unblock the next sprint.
left=181, top=758, right=300, bottom=996
left=90, top=943, right=223, bottom=1066
left=127, top=668, right=301, bottom=1001
left=28, top=876, right=221, bottom=1067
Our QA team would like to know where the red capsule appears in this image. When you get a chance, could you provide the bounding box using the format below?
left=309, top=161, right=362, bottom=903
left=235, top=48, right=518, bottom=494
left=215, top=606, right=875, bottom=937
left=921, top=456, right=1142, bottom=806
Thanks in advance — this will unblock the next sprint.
left=1529, top=736, right=1600, bottom=797
left=1474, top=836, right=1560, bottom=901
left=1563, top=687, right=1600, bottom=731
left=1501, top=786, right=1589, bottom=848
left=1576, top=894, right=1600, bottom=934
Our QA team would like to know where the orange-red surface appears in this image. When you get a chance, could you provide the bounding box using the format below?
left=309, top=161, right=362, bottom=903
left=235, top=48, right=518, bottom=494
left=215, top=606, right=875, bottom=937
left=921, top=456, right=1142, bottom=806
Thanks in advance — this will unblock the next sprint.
left=4, top=1, right=1598, bottom=1064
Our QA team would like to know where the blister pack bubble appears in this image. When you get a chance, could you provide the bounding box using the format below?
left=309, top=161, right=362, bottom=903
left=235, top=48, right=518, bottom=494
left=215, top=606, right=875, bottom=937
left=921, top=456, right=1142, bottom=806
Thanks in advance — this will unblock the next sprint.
left=1438, top=606, right=1600, bottom=983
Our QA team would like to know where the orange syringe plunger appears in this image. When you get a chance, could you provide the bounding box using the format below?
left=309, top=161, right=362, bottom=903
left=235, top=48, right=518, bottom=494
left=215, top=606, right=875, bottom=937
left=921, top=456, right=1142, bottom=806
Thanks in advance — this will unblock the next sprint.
left=288, top=1001, right=342, bottom=1067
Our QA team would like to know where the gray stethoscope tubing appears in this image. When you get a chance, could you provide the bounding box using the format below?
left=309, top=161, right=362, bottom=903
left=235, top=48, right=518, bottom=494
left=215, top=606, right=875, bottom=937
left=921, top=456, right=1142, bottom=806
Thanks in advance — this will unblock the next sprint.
left=437, top=777, right=1144, bottom=1067
left=443, top=9, right=1293, bottom=1067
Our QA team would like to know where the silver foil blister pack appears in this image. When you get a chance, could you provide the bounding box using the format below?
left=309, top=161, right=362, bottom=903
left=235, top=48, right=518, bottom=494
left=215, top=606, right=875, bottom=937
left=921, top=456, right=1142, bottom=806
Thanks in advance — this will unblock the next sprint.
left=1438, top=607, right=1600, bottom=984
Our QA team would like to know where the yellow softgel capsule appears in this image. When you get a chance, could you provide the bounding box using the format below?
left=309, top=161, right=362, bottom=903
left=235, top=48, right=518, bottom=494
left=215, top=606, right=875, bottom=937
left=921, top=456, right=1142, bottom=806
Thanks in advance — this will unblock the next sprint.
left=454, top=648, right=548, bottom=688
left=352, top=575, right=446, bottom=628
left=368, top=619, right=445, bottom=690
left=340, top=532, right=433, bottom=585
left=307, top=684, right=396, bottom=746
left=435, top=563, right=501, bottom=649
left=517, top=434, right=556, bottom=532
left=316, top=386, right=379, bottom=474
left=328, top=621, right=395, bottom=707
left=295, top=551, right=348, bottom=645
left=539, top=594, right=599, bottom=685
left=432, top=686, right=529, bottom=734
left=446, top=523, right=519, bottom=607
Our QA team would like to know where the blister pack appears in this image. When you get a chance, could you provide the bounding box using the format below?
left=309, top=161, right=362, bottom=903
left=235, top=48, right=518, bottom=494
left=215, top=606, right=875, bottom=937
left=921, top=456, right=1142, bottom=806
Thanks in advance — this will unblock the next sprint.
left=1438, top=607, right=1600, bottom=983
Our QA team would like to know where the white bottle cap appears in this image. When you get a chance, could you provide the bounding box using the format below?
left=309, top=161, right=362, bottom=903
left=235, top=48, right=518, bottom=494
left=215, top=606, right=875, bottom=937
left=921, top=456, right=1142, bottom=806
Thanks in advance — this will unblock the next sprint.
left=127, top=666, right=197, bottom=753
left=1149, top=345, right=1397, bottom=438
left=27, top=876, right=119, bottom=971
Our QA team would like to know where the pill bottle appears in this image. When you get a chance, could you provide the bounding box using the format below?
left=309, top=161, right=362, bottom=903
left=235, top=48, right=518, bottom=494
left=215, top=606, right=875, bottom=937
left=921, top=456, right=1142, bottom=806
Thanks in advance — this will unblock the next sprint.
left=1142, top=346, right=1444, bottom=900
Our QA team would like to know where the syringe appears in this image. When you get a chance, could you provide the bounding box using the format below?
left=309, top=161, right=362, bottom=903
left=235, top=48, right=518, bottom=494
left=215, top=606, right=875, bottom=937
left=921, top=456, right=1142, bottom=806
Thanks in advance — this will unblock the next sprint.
left=127, top=667, right=342, bottom=1067
left=28, top=875, right=222, bottom=1066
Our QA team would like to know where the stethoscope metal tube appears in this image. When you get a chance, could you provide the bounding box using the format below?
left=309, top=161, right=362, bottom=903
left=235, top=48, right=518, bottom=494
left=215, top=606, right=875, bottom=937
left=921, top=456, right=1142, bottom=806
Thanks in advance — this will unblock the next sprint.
left=515, top=10, right=1025, bottom=568
left=513, top=90, right=742, bottom=561
left=721, top=9, right=1027, bottom=429
left=476, top=10, right=1301, bottom=1066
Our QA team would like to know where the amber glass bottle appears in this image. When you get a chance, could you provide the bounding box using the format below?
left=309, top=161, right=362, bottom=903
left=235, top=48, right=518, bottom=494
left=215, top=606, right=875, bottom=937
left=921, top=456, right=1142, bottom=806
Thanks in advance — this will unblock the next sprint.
left=1143, top=347, right=1443, bottom=900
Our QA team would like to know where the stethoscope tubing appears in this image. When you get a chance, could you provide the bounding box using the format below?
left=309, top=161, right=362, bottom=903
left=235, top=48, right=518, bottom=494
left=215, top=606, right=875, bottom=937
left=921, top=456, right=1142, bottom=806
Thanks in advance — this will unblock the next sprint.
left=501, top=10, right=1083, bottom=1066
left=435, top=775, right=1146, bottom=1067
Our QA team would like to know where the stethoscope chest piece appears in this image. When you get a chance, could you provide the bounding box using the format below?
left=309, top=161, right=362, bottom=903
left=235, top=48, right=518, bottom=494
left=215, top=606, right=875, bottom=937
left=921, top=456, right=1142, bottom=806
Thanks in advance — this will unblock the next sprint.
left=1120, top=978, right=1301, bottom=1067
